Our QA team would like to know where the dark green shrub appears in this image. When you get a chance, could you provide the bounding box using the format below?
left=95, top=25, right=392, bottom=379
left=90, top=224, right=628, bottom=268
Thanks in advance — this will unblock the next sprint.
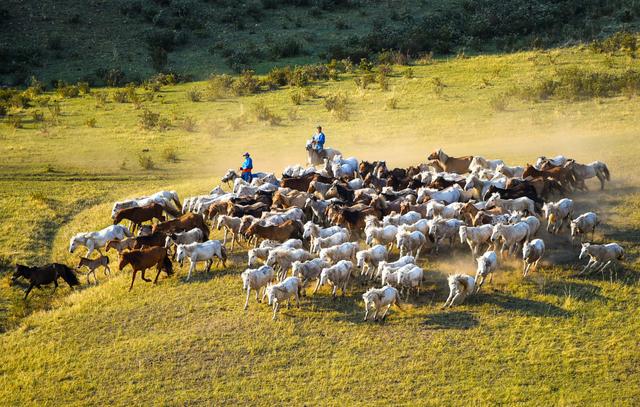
left=231, top=70, right=259, bottom=96
left=139, top=109, right=160, bottom=130
left=97, top=68, right=126, bottom=87
left=270, top=38, right=304, bottom=59
left=186, top=89, right=202, bottom=102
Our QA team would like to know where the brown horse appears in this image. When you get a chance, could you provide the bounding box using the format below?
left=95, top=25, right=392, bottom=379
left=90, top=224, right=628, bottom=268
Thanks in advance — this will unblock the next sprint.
left=427, top=149, right=473, bottom=174
left=153, top=212, right=209, bottom=239
left=245, top=219, right=303, bottom=244
left=114, top=203, right=165, bottom=233
left=118, top=246, right=173, bottom=291
left=522, top=164, right=576, bottom=191
left=12, top=263, right=80, bottom=299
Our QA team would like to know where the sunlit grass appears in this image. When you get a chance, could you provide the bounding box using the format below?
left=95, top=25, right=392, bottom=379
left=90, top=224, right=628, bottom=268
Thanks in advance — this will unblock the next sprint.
left=1, top=46, right=639, bottom=404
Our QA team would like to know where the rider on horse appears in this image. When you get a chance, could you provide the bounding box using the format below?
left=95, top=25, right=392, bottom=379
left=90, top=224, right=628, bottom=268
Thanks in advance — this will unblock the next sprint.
left=240, top=152, right=253, bottom=183
left=312, top=125, right=325, bottom=153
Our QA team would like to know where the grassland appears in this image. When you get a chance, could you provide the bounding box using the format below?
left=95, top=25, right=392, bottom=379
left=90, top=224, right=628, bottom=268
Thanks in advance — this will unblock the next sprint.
left=1, top=46, right=640, bottom=404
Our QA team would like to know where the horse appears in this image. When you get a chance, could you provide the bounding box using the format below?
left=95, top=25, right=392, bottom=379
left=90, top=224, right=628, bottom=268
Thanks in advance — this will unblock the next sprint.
left=118, top=246, right=173, bottom=291
left=12, top=263, right=80, bottom=299
left=564, top=160, right=610, bottom=191
left=152, top=213, right=209, bottom=240
left=77, top=255, right=111, bottom=285
left=306, top=140, right=341, bottom=166
left=111, top=190, right=182, bottom=219
left=221, top=169, right=269, bottom=187
left=427, top=149, right=473, bottom=174
left=69, top=225, right=132, bottom=257
left=113, top=203, right=166, bottom=233
left=522, top=164, right=576, bottom=191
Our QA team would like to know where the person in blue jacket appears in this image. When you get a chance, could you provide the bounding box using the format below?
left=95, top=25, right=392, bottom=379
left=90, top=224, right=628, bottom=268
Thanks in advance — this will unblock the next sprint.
left=313, top=125, right=325, bottom=152
left=240, top=152, right=253, bottom=182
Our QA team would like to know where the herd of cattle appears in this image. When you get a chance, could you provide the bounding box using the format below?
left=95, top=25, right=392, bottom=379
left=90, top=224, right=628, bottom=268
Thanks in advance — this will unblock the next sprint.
left=12, top=149, right=625, bottom=321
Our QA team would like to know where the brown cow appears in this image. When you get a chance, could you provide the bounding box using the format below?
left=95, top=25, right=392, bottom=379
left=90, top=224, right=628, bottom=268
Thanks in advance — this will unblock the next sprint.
left=118, top=246, right=173, bottom=291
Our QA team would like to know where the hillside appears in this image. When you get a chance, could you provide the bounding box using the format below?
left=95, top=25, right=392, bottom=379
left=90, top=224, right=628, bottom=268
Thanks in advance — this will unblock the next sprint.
left=1, top=42, right=640, bottom=404
left=2, top=0, right=640, bottom=86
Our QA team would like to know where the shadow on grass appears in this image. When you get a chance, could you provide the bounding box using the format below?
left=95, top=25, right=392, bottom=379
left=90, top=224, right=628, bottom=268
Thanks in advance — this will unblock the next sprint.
left=541, top=280, right=606, bottom=302
left=422, top=311, right=479, bottom=330
left=472, top=292, right=572, bottom=318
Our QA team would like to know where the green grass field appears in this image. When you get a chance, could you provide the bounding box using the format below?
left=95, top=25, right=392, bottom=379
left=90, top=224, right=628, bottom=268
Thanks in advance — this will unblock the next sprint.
left=1, top=46, right=640, bottom=404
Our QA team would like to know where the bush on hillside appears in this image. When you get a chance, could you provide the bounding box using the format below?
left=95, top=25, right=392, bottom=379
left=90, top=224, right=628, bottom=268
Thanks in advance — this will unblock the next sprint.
left=186, top=89, right=202, bottom=102
left=137, top=153, right=155, bottom=170
left=324, top=92, right=349, bottom=120
left=269, top=38, right=304, bottom=59
left=231, top=70, right=260, bottom=96
left=251, top=101, right=282, bottom=125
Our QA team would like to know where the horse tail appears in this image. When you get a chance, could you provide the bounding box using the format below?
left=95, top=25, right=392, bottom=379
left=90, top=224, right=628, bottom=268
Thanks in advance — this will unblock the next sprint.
left=602, top=163, right=610, bottom=181
left=58, top=264, right=81, bottom=287
left=162, top=254, right=174, bottom=275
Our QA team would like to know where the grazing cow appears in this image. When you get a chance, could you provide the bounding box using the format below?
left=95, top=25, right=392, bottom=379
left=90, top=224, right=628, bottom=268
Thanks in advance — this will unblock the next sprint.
left=113, top=203, right=165, bottom=233
left=241, top=265, right=276, bottom=310
left=176, top=240, right=227, bottom=281
left=442, top=274, right=475, bottom=308
left=265, top=276, right=302, bottom=320
left=313, top=260, right=354, bottom=299
left=474, top=251, right=498, bottom=292
left=77, top=255, right=111, bottom=285
left=579, top=243, right=624, bottom=276
left=570, top=212, right=599, bottom=243
left=362, top=286, right=402, bottom=321
left=118, top=246, right=173, bottom=291
left=12, top=263, right=80, bottom=300
left=522, top=239, right=545, bottom=277
left=356, top=245, right=388, bottom=278
left=543, top=198, right=574, bottom=234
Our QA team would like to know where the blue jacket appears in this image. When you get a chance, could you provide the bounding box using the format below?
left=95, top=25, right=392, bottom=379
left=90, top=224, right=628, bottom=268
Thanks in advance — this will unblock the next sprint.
left=315, top=132, right=325, bottom=146
left=241, top=157, right=253, bottom=171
